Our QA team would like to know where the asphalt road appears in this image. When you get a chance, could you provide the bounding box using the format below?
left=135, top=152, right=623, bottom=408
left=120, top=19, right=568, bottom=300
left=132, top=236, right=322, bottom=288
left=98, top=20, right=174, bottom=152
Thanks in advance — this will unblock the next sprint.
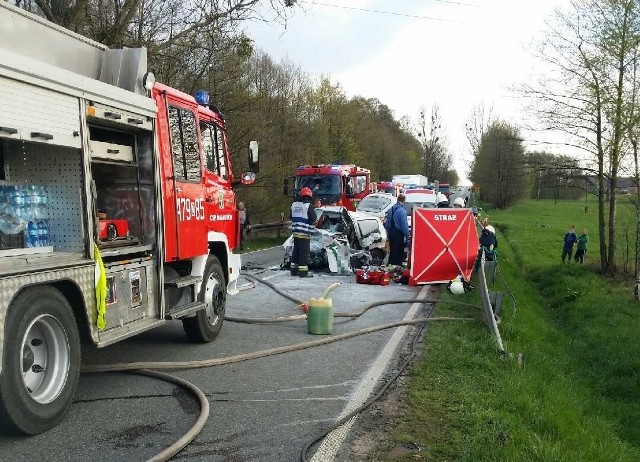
left=449, top=185, right=473, bottom=206
left=0, top=246, right=431, bottom=462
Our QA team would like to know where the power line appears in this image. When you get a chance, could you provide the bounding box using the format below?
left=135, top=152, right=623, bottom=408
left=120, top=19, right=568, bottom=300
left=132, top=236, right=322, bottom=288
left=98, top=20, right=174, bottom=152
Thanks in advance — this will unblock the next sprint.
left=432, top=0, right=483, bottom=7
left=299, top=1, right=456, bottom=22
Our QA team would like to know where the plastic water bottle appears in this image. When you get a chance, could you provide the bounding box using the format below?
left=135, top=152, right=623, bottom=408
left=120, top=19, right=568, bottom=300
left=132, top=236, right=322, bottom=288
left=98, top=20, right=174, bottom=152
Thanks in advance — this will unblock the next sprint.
left=26, top=220, right=39, bottom=248
left=21, top=186, right=32, bottom=220
left=39, top=186, right=48, bottom=219
left=36, top=186, right=49, bottom=247
left=37, top=220, right=49, bottom=247
left=10, top=185, right=25, bottom=221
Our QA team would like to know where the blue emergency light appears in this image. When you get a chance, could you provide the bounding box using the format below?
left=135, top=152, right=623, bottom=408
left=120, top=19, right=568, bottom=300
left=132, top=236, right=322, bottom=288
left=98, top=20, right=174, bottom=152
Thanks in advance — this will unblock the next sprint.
left=194, top=90, right=210, bottom=106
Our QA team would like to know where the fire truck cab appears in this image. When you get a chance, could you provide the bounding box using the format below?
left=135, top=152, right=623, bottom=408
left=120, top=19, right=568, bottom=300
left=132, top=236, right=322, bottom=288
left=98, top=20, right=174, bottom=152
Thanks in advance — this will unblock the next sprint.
left=293, top=164, right=370, bottom=211
left=0, top=3, right=257, bottom=435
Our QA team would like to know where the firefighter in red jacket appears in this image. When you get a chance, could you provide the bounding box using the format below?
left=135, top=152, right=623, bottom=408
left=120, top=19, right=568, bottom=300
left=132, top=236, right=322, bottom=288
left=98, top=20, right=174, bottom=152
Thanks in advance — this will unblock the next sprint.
left=290, top=187, right=317, bottom=277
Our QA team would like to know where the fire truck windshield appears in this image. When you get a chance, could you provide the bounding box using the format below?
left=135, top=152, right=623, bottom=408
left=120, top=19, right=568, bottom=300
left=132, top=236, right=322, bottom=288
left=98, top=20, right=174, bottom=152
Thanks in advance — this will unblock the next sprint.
left=295, top=175, right=341, bottom=201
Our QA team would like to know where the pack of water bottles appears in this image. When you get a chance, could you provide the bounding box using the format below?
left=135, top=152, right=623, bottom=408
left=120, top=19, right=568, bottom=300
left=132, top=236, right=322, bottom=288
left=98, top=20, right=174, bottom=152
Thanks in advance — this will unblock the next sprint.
left=0, top=182, right=50, bottom=250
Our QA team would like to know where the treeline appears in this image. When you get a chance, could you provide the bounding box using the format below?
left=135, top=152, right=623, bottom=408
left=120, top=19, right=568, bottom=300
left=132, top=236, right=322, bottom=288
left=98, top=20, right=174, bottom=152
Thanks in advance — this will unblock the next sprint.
left=11, top=0, right=449, bottom=222
left=222, top=54, right=426, bottom=221
left=468, top=117, right=583, bottom=210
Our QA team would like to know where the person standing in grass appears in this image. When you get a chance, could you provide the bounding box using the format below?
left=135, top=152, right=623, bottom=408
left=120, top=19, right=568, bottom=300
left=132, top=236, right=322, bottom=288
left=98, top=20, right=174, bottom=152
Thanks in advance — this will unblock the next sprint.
left=562, top=225, right=577, bottom=263
left=574, top=228, right=589, bottom=263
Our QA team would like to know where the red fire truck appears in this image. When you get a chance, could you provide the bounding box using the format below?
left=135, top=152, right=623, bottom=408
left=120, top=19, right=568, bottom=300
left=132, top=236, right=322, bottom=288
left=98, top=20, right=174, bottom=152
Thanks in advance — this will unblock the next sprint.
left=0, top=3, right=257, bottom=434
left=292, top=164, right=370, bottom=211
left=372, top=181, right=401, bottom=196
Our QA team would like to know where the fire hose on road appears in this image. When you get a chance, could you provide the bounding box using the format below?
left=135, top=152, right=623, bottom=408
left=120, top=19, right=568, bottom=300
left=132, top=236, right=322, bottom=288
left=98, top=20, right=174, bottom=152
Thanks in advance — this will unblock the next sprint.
left=81, top=272, right=482, bottom=462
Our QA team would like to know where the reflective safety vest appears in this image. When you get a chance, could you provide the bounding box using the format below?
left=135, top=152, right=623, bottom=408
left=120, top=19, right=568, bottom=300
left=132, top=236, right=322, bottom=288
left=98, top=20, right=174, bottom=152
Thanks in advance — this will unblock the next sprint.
left=291, top=201, right=314, bottom=237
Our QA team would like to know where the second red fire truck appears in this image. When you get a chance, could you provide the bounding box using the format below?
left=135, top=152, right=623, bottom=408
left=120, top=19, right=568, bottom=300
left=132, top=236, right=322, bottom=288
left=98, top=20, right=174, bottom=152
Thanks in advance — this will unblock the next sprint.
left=291, top=164, right=370, bottom=211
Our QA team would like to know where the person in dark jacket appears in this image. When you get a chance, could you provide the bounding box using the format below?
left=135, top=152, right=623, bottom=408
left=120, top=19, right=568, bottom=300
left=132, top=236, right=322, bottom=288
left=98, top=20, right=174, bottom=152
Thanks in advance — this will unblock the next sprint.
left=384, top=194, right=410, bottom=267
left=475, top=224, right=498, bottom=271
left=561, top=225, right=577, bottom=263
left=290, top=187, right=317, bottom=277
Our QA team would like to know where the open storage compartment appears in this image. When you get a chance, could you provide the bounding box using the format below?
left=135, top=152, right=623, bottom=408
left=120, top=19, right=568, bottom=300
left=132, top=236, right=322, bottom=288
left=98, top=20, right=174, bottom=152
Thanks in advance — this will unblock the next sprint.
left=0, top=138, right=86, bottom=264
left=88, top=122, right=157, bottom=258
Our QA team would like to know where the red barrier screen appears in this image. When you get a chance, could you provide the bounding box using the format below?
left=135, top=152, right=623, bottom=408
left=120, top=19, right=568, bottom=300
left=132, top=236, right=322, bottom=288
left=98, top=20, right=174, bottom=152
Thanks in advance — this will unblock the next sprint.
left=409, top=208, right=478, bottom=284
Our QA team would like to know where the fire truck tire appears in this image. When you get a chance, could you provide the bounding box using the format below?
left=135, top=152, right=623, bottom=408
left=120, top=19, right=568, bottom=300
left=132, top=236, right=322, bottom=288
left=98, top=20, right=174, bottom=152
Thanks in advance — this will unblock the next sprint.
left=182, top=255, right=226, bottom=343
left=0, top=286, right=80, bottom=435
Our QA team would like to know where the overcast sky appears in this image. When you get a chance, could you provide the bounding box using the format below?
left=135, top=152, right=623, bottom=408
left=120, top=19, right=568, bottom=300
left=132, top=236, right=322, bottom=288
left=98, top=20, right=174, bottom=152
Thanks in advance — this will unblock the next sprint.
left=245, top=0, right=572, bottom=182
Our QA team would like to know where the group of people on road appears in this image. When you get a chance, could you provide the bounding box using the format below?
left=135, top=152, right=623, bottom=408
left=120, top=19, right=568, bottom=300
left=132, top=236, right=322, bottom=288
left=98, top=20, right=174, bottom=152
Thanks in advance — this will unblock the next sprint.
left=286, top=188, right=475, bottom=277
left=562, top=225, right=589, bottom=264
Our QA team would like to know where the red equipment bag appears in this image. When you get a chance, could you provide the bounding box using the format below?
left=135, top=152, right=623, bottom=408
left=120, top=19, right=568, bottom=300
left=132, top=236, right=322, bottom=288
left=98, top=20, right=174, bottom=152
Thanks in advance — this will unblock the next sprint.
left=99, top=219, right=130, bottom=241
left=355, top=267, right=391, bottom=286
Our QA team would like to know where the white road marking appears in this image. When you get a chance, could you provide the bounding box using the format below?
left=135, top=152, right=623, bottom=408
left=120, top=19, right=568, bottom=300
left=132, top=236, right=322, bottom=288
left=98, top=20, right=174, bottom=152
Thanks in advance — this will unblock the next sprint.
left=310, top=285, right=431, bottom=462
left=241, top=245, right=282, bottom=255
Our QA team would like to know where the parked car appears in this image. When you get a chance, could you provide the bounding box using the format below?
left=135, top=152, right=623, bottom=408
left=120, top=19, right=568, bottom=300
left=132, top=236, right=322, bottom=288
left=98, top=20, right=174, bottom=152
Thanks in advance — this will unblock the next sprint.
left=356, top=192, right=397, bottom=221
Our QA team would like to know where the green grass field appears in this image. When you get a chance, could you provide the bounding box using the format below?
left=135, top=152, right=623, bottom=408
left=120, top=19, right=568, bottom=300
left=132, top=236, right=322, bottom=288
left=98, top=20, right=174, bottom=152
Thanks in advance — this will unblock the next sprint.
left=387, top=198, right=640, bottom=461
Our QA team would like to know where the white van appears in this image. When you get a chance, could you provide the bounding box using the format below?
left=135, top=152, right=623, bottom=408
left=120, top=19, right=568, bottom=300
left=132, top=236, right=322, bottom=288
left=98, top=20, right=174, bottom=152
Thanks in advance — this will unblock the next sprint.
left=392, top=174, right=429, bottom=189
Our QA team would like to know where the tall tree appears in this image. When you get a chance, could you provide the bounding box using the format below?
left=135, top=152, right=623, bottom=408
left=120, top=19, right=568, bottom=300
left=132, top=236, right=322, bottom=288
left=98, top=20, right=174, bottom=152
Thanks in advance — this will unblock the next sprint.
left=464, top=102, right=494, bottom=167
left=417, top=104, right=454, bottom=183
left=471, top=122, right=528, bottom=209
left=525, top=0, right=640, bottom=274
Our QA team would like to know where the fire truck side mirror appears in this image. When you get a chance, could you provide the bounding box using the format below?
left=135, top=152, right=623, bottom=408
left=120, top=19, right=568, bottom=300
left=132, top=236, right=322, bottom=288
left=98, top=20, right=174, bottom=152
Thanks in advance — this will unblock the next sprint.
left=283, top=178, right=290, bottom=196
left=248, top=141, right=259, bottom=173
left=240, top=172, right=256, bottom=185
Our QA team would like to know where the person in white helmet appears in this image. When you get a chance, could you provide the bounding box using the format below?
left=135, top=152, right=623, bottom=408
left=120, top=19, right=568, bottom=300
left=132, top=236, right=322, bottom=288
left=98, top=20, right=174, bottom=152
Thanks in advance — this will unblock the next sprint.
left=453, top=197, right=465, bottom=208
left=475, top=223, right=498, bottom=271
left=436, top=192, right=450, bottom=208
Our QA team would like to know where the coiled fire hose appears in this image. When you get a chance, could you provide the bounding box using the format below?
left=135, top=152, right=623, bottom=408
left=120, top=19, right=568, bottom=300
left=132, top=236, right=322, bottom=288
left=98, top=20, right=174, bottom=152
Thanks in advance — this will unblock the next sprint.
left=82, top=272, right=480, bottom=461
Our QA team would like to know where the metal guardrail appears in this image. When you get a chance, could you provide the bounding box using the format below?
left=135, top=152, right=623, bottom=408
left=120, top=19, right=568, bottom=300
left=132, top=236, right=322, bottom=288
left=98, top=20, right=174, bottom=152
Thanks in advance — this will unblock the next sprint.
left=478, top=253, right=505, bottom=353
left=248, top=221, right=292, bottom=237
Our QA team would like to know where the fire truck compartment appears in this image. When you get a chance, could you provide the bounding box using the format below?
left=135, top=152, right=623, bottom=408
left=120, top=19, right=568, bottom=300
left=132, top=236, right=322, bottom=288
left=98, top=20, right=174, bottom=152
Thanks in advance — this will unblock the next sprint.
left=90, top=124, right=157, bottom=251
left=102, top=257, right=156, bottom=330
left=0, top=139, right=86, bottom=256
left=0, top=75, right=82, bottom=149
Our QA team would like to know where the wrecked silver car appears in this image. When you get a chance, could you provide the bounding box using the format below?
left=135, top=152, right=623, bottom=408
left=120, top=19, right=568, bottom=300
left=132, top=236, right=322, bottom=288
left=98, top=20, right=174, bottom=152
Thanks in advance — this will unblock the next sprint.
left=282, top=206, right=388, bottom=271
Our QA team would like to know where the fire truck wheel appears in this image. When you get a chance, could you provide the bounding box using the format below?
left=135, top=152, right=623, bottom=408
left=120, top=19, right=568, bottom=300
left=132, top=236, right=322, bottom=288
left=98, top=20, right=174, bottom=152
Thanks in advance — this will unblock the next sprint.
left=182, top=255, right=226, bottom=343
left=0, top=286, right=80, bottom=435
